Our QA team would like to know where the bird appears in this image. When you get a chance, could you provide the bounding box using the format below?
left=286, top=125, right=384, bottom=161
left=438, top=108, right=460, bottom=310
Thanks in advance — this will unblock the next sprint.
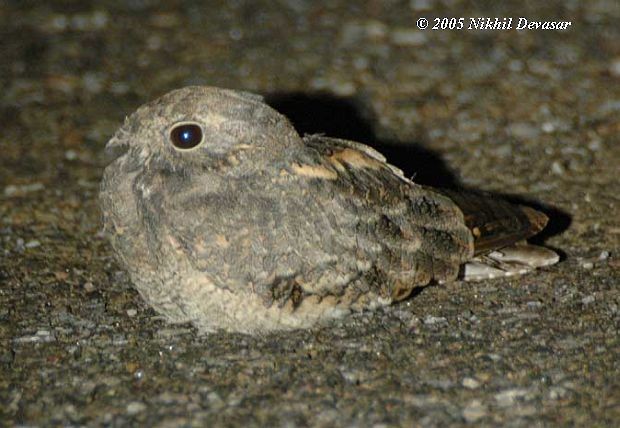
left=100, top=86, right=559, bottom=334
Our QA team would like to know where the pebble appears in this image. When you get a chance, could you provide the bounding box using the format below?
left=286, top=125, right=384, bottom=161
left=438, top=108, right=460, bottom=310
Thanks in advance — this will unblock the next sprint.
left=73, top=11, right=109, bottom=31
left=507, top=122, right=540, bottom=140
left=581, top=261, right=594, bottom=270
left=339, top=20, right=387, bottom=45
left=25, top=240, right=41, bottom=249
left=598, top=251, right=610, bottom=260
left=508, top=59, right=524, bottom=72
left=598, top=100, right=620, bottom=115
left=551, top=161, right=565, bottom=175
left=82, top=72, right=105, bottom=94
left=462, top=377, right=481, bottom=389
left=462, top=400, right=487, bottom=423
left=14, top=330, right=56, bottom=343
left=126, top=401, right=147, bottom=415
left=581, top=295, right=595, bottom=305
left=126, top=309, right=138, bottom=317
left=391, top=28, right=427, bottom=46
left=556, top=337, right=584, bottom=350
left=206, top=391, right=225, bottom=410
left=110, top=81, right=130, bottom=95
left=14, top=238, right=25, bottom=251
left=588, top=138, right=602, bottom=151
left=485, top=353, right=501, bottom=362
left=112, top=335, right=128, bottom=346
left=494, top=388, right=530, bottom=407
left=548, top=386, right=568, bottom=400
left=4, top=183, right=45, bottom=197
left=494, top=144, right=513, bottom=158
left=65, top=150, right=78, bottom=161
left=526, top=301, right=542, bottom=309
left=423, top=315, right=447, bottom=325
left=156, top=327, right=192, bottom=338
left=541, top=122, right=556, bottom=133
left=409, top=0, right=433, bottom=11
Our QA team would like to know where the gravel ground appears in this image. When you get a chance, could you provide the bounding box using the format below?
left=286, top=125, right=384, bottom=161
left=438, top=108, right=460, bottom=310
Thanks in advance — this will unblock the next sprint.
left=1, top=1, right=618, bottom=426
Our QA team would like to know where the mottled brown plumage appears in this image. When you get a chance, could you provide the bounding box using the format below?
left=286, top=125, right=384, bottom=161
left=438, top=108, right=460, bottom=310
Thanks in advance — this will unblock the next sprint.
left=100, top=86, right=558, bottom=333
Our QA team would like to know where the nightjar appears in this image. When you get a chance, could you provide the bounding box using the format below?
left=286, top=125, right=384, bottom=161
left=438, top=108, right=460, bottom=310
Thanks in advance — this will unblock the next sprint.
left=100, top=86, right=559, bottom=333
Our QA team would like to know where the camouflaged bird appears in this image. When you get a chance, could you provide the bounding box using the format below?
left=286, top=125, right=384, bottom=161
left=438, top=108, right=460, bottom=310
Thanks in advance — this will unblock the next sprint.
left=100, top=86, right=559, bottom=333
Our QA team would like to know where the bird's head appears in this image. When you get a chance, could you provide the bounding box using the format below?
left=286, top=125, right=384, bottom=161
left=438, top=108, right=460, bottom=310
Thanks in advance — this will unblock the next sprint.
left=105, top=86, right=301, bottom=174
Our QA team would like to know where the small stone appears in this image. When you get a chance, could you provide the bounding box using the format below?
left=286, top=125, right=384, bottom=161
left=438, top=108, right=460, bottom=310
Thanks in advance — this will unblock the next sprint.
left=83, top=282, right=96, bottom=293
left=362, top=20, right=388, bottom=39
left=25, top=239, right=41, bottom=249
left=409, top=0, right=433, bottom=11
left=46, top=14, right=69, bottom=32
left=78, top=380, right=97, bottom=396
left=71, top=11, right=108, bottom=31
left=82, top=72, right=105, bottom=94
left=14, top=330, right=56, bottom=343
left=206, top=391, right=225, bottom=410
left=391, top=28, right=427, bottom=46
left=112, top=334, right=128, bottom=346
left=229, top=28, right=243, bottom=41
left=462, top=399, right=487, bottom=423
left=541, top=122, right=555, bottom=133
left=110, top=81, right=130, bottom=95
left=331, top=81, right=356, bottom=97
left=14, top=238, right=25, bottom=252
left=494, top=388, right=529, bottom=407
left=54, top=271, right=69, bottom=281
left=508, top=122, right=540, bottom=140
left=126, top=308, right=138, bottom=317
left=581, top=295, right=595, bottom=305
left=598, top=251, right=610, bottom=260
left=494, top=144, right=513, bottom=158
left=551, top=161, right=565, bottom=175
left=65, top=150, right=78, bottom=161
left=126, top=401, right=147, bottom=415
left=582, top=261, right=594, bottom=270
left=156, top=327, right=192, bottom=337
left=462, top=377, right=480, bottom=389
left=587, top=138, right=602, bottom=151
left=423, top=315, right=447, bottom=325
left=549, top=386, right=568, bottom=400
left=508, top=59, right=523, bottom=72
left=37, top=329, right=53, bottom=339
left=4, top=183, right=45, bottom=197
left=526, top=301, right=542, bottom=309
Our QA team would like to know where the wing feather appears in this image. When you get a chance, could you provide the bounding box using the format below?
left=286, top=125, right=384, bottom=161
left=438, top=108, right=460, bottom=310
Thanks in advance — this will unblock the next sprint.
left=435, top=189, right=549, bottom=256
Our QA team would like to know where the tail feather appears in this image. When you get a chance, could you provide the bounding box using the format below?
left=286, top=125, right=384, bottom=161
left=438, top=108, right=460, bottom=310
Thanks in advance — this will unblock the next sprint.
left=434, top=189, right=549, bottom=256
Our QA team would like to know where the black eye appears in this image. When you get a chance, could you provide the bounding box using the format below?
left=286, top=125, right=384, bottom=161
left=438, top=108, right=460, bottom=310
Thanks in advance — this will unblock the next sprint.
left=169, top=123, right=204, bottom=150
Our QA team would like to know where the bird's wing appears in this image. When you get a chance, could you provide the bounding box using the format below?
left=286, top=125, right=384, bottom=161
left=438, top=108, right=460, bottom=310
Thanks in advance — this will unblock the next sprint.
left=290, top=135, right=474, bottom=300
left=434, top=188, right=549, bottom=256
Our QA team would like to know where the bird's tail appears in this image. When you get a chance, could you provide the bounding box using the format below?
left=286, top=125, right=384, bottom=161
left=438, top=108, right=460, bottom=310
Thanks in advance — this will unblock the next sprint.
left=432, top=188, right=559, bottom=281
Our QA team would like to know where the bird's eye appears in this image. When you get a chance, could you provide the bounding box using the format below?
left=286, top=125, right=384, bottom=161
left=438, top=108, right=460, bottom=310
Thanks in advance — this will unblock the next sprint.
left=169, top=123, right=204, bottom=150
